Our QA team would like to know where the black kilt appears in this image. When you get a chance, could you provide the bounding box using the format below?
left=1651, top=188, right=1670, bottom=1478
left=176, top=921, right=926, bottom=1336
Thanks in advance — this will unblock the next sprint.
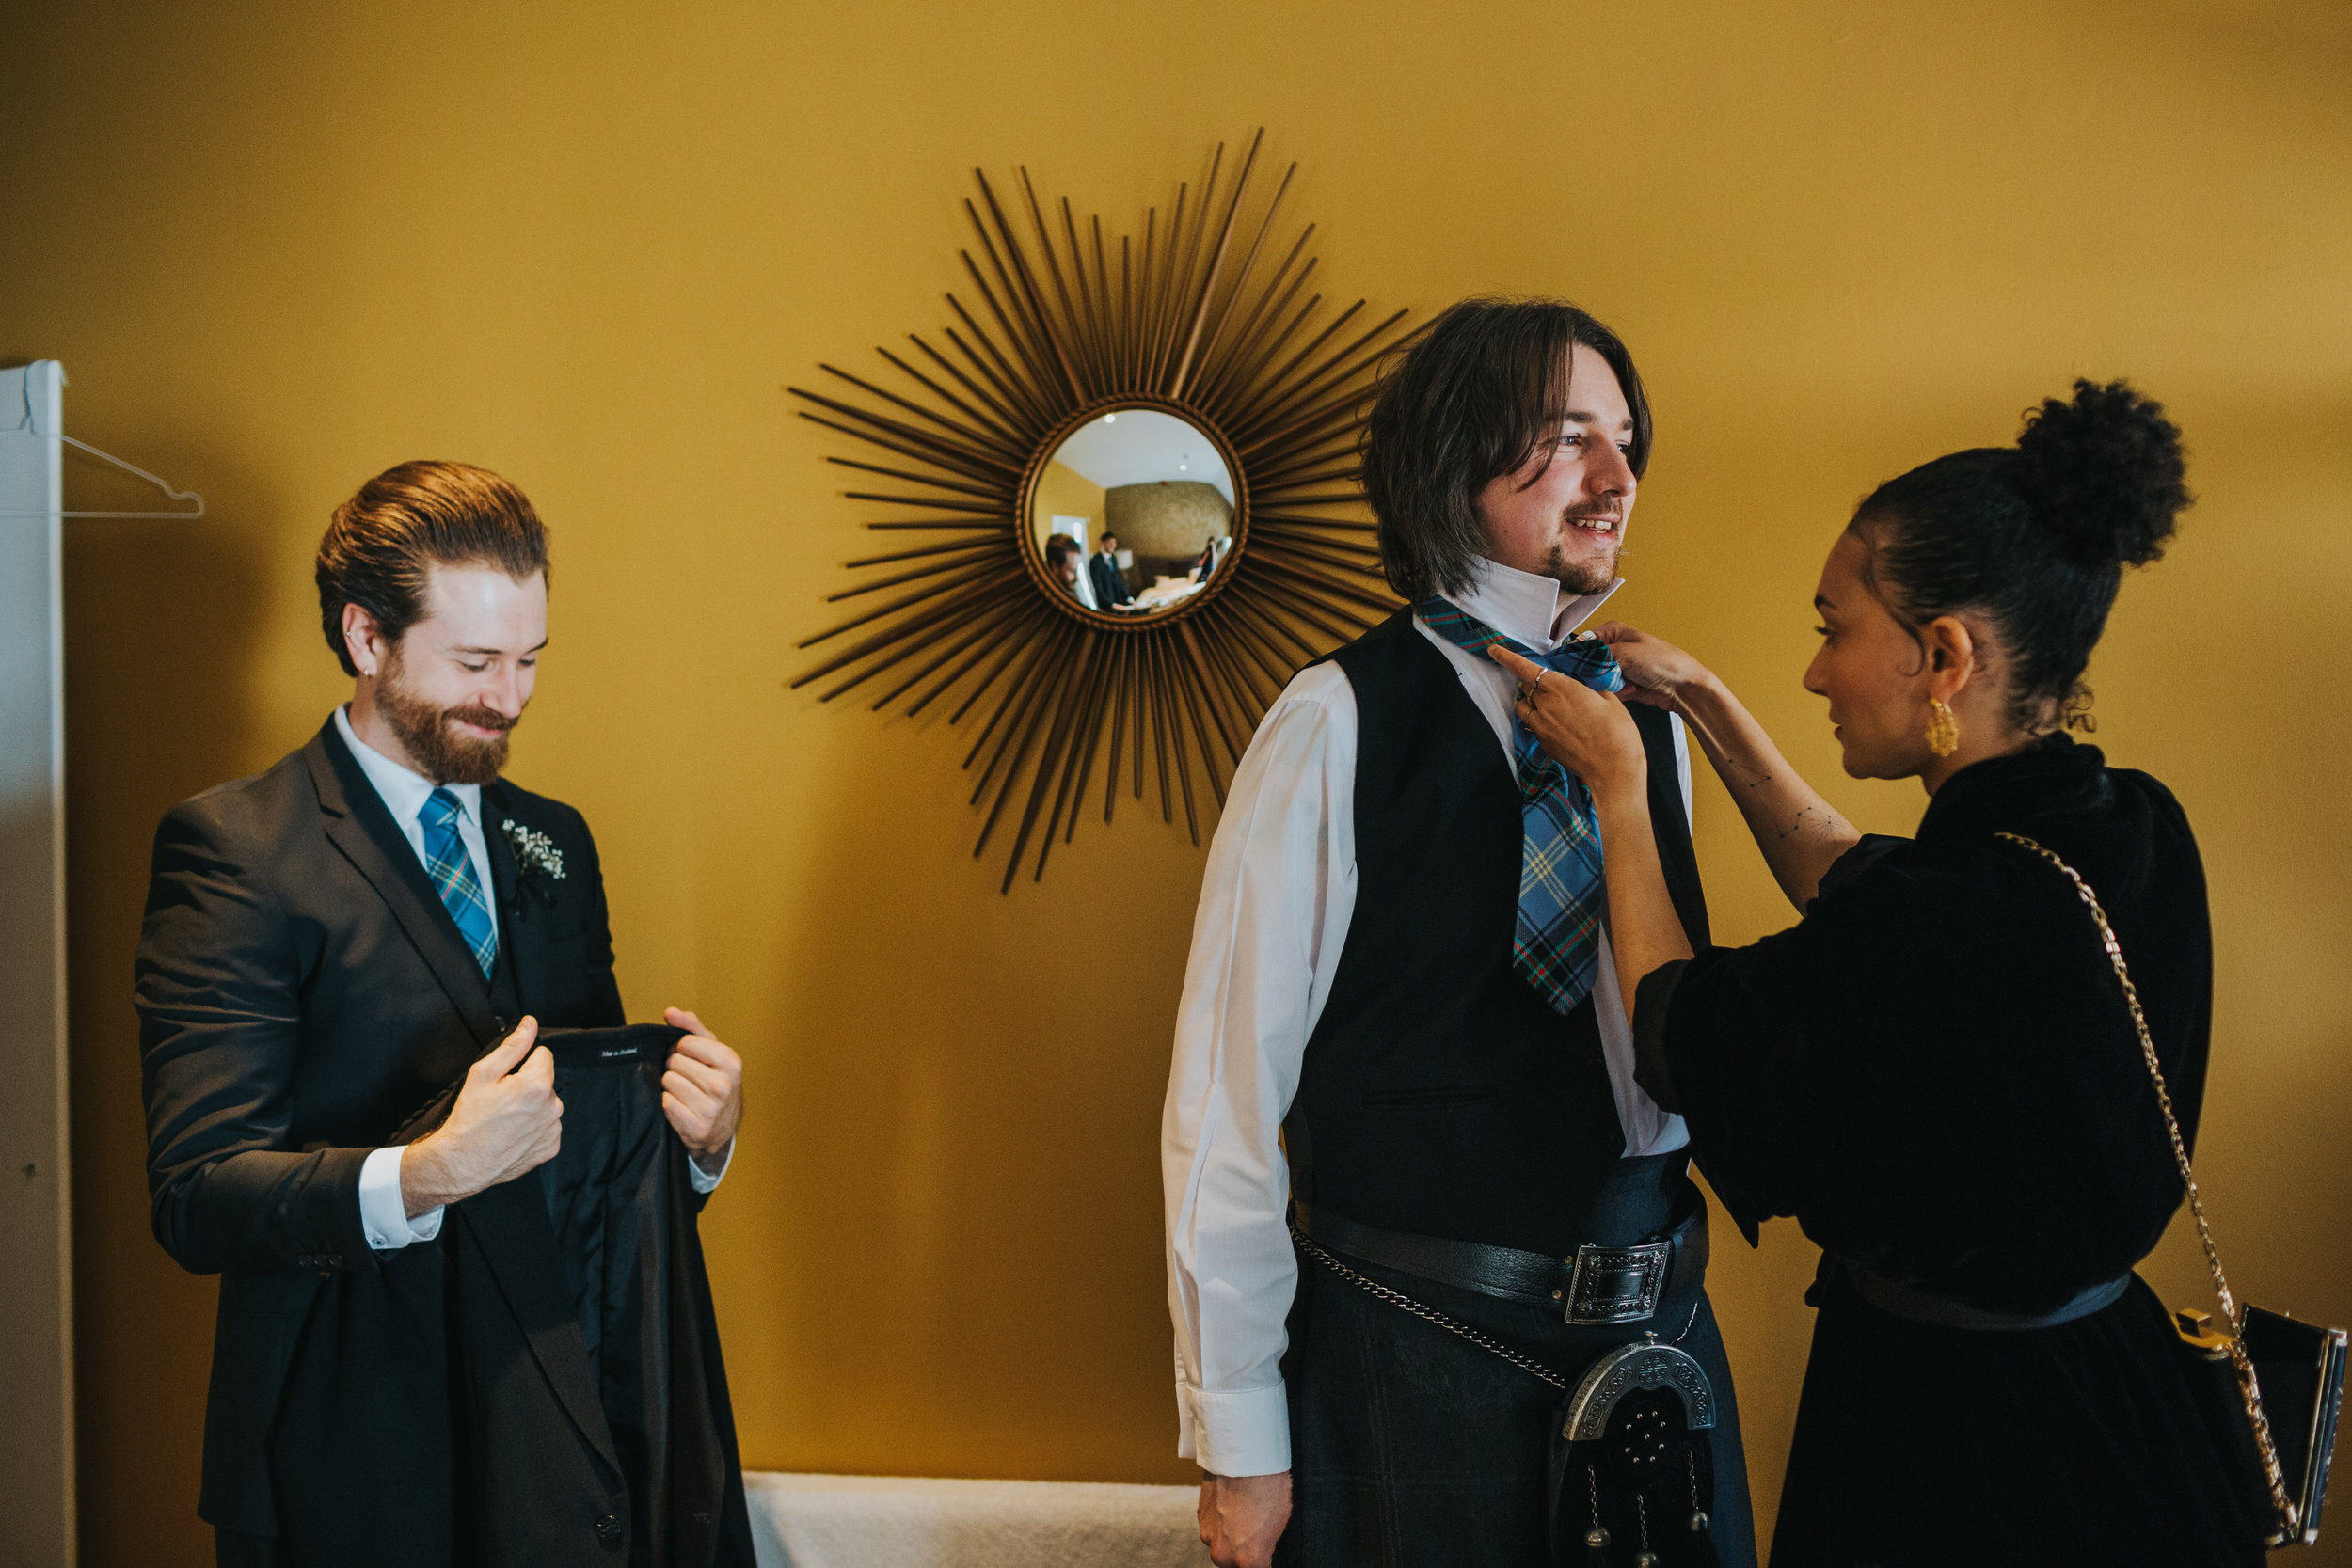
left=1276, top=1243, right=1757, bottom=1568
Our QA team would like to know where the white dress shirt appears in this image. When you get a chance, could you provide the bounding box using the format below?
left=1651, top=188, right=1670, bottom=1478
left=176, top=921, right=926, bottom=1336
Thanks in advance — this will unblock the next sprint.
left=333, top=706, right=726, bottom=1253
left=1160, top=559, right=1694, bottom=1478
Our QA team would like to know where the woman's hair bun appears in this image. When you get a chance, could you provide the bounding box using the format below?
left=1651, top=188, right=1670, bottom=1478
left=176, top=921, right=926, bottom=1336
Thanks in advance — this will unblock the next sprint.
left=2013, top=378, right=2190, bottom=568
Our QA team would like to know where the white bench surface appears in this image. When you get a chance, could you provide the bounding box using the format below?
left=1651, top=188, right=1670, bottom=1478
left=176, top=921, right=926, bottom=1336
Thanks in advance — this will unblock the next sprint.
left=746, top=1471, right=1209, bottom=1568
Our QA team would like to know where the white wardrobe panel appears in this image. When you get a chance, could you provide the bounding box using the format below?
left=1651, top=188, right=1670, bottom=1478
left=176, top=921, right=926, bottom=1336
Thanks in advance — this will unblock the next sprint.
left=0, top=359, right=76, bottom=1568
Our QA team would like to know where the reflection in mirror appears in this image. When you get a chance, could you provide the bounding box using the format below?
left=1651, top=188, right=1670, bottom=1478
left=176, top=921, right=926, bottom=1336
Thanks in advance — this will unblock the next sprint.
left=1031, top=407, right=1236, bottom=618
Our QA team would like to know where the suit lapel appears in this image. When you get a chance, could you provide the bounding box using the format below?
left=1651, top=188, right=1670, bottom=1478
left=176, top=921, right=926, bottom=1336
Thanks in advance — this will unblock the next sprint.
left=481, top=794, right=517, bottom=905
left=480, top=784, right=530, bottom=1006
left=304, top=722, right=501, bottom=1047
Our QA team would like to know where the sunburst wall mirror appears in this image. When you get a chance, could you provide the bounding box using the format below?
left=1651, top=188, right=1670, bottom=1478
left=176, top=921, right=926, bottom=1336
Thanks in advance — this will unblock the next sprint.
left=789, top=131, right=1415, bottom=890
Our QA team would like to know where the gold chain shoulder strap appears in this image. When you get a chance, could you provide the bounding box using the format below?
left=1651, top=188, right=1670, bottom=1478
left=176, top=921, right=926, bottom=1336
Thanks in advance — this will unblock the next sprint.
left=1994, top=831, right=2296, bottom=1533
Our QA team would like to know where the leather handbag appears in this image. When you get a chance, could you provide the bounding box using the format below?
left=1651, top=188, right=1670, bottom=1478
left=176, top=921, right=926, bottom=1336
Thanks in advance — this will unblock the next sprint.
left=2000, top=832, right=2346, bottom=1548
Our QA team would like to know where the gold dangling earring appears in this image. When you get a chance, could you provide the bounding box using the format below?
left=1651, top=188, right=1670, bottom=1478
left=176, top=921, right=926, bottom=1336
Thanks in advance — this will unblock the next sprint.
left=1926, top=698, right=1961, bottom=758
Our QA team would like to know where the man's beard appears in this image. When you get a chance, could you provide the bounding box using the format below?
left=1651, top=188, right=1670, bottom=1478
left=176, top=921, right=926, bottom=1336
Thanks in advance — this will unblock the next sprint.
left=376, top=653, right=518, bottom=786
left=1543, top=533, right=1621, bottom=596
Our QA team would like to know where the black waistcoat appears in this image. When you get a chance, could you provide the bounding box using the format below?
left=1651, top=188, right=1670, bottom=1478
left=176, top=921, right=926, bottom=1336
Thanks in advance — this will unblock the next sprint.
left=1286, top=610, right=1709, bottom=1257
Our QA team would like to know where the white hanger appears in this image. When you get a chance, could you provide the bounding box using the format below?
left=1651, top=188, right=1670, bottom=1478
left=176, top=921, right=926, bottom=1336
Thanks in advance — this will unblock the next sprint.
left=0, top=367, right=206, bottom=518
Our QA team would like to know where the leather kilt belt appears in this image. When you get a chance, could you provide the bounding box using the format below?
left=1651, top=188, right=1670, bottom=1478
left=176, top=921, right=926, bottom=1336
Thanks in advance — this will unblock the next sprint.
left=1293, top=1178, right=1709, bottom=1327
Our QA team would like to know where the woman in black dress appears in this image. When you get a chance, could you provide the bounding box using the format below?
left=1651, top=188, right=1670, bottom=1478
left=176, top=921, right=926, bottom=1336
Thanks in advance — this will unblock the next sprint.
left=1492, top=380, right=2264, bottom=1565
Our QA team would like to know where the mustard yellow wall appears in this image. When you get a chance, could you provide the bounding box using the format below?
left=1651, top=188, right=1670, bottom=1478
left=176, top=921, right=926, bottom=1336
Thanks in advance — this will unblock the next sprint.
left=1032, top=457, right=1106, bottom=552
left=6, top=3, right=2347, bottom=1563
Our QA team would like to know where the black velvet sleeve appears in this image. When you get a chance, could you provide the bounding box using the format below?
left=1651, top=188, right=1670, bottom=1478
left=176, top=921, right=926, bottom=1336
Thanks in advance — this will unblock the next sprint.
left=1627, top=837, right=1914, bottom=1238
left=1815, top=833, right=1909, bottom=902
left=1645, top=820, right=2208, bottom=1312
left=1622, top=745, right=2216, bottom=1309
left=1640, top=837, right=1943, bottom=1259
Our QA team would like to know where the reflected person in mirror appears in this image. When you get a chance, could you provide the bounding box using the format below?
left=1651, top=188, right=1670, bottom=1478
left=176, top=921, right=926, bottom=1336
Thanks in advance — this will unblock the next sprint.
left=1091, top=530, right=1136, bottom=609
left=135, top=461, right=750, bottom=1565
left=1045, top=533, right=1089, bottom=604
left=1165, top=298, right=1754, bottom=1567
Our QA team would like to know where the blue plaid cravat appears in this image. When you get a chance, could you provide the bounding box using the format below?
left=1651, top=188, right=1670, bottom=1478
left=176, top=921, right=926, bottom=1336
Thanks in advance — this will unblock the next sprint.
left=1414, top=597, right=1625, bottom=1014
left=420, top=787, right=499, bottom=980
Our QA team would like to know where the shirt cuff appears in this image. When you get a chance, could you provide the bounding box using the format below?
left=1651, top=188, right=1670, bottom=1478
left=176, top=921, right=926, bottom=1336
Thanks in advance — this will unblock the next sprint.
left=1180, top=1379, right=1291, bottom=1477
left=687, top=1137, right=734, bottom=1195
left=358, top=1146, right=443, bottom=1250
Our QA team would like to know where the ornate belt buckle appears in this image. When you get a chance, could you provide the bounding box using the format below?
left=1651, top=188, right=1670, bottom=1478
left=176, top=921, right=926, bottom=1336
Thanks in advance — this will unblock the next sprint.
left=1564, top=1239, right=1670, bottom=1325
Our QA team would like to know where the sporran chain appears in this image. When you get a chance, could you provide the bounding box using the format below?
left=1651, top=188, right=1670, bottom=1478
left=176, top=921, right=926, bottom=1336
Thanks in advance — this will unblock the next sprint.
left=1289, top=1224, right=1700, bottom=1392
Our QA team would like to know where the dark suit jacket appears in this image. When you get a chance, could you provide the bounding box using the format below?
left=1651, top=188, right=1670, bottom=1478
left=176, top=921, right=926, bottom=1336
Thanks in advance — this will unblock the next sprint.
left=137, top=719, right=633, bottom=1559
left=1089, top=552, right=1133, bottom=607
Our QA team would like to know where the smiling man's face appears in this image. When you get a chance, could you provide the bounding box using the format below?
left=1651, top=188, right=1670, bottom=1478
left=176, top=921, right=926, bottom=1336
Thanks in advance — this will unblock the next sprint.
left=1471, top=341, right=1638, bottom=596
left=357, top=563, right=548, bottom=784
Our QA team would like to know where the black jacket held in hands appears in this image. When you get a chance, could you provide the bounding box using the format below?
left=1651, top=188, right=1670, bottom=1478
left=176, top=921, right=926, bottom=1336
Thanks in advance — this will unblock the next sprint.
left=136, top=718, right=753, bottom=1565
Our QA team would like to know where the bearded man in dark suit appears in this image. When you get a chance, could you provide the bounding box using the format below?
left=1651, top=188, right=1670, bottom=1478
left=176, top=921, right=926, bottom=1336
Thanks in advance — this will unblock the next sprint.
left=136, top=461, right=749, bottom=1566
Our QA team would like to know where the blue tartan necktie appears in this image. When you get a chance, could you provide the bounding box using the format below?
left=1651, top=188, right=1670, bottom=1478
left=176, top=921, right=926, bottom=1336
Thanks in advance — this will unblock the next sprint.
left=420, top=787, right=499, bottom=980
left=1414, top=597, right=1625, bottom=1014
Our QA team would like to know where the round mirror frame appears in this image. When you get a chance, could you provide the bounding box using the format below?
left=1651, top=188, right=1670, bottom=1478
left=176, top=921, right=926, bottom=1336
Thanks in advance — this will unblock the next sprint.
left=788, top=133, right=1412, bottom=890
left=1015, top=395, right=1250, bottom=631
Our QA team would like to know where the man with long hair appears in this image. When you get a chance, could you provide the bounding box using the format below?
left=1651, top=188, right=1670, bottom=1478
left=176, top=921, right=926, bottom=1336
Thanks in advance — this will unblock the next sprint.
left=1163, top=300, right=1755, bottom=1566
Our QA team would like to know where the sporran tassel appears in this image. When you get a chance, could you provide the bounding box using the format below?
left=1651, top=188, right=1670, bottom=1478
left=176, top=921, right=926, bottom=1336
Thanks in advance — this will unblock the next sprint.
left=1684, top=1449, right=1722, bottom=1568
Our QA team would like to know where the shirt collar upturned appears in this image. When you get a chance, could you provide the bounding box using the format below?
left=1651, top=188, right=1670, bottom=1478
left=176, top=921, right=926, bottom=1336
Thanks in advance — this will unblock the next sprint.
left=333, top=704, right=483, bottom=830
left=1441, top=557, right=1623, bottom=653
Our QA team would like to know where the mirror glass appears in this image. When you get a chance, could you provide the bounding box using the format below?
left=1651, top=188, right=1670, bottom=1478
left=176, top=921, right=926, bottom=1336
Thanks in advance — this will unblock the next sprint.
left=1030, top=407, right=1237, bottom=618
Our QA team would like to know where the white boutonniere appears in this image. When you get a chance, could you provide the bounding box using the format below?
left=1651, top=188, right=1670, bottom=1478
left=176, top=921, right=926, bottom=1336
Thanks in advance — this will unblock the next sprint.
left=501, top=819, right=566, bottom=884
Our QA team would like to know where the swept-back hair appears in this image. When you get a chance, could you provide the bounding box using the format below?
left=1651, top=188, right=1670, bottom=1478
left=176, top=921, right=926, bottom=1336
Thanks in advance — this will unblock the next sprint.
left=1360, top=296, right=1651, bottom=601
left=315, top=460, right=549, bottom=675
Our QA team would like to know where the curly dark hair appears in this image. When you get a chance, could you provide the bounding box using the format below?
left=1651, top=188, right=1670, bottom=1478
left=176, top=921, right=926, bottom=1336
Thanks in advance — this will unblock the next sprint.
left=1360, top=297, right=1651, bottom=601
left=315, top=461, right=550, bottom=676
left=1851, top=378, right=2191, bottom=733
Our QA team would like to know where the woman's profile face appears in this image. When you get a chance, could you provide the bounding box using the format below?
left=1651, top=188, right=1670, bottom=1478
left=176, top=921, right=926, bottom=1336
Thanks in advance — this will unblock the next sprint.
left=1803, top=530, right=1934, bottom=780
